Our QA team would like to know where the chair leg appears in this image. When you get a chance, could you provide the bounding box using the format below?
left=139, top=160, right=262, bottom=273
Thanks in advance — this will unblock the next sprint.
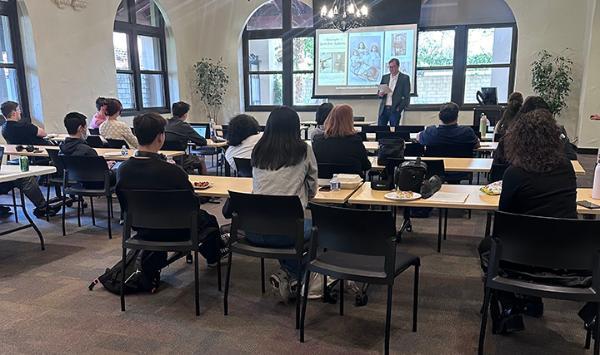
left=12, top=188, right=18, bottom=223
left=260, top=258, right=266, bottom=294
left=76, top=196, right=81, bottom=227
left=216, top=240, right=222, bottom=292
left=339, top=279, right=344, bottom=316
left=45, top=177, right=50, bottom=222
left=300, top=271, right=311, bottom=343
left=413, top=265, right=419, bottom=332
left=90, top=197, right=95, bottom=226
left=594, top=302, right=600, bottom=355
left=224, top=251, right=233, bottom=316
left=296, top=267, right=302, bottom=330
left=437, top=208, right=443, bottom=253
left=322, top=274, right=327, bottom=303
left=384, top=284, right=393, bottom=355
left=61, top=193, right=67, bottom=236
left=194, top=250, right=200, bottom=316
left=107, top=196, right=112, bottom=239
left=478, top=288, right=492, bottom=355
left=120, top=247, right=126, bottom=312
left=443, top=209, right=448, bottom=241
left=586, top=328, right=592, bottom=350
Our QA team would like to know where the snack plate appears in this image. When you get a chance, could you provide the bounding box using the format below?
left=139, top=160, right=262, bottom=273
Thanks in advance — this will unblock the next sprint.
left=193, top=182, right=212, bottom=190
left=384, top=191, right=422, bottom=201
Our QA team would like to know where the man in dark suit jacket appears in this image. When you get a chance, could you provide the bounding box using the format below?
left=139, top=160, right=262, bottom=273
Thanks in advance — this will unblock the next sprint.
left=377, top=58, right=411, bottom=126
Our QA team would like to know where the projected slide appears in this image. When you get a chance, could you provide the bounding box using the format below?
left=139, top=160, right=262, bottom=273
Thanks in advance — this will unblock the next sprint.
left=315, top=24, right=417, bottom=97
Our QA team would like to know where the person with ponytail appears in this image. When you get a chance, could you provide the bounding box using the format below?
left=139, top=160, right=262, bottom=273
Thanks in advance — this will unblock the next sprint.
left=494, top=92, right=524, bottom=136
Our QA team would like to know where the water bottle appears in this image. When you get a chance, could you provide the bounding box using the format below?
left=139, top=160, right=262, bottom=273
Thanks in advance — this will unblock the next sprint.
left=479, top=113, right=488, bottom=138
left=329, top=175, right=341, bottom=191
left=120, top=145, right=128, bottom=157
left=209, top=118, right=216, bottom=140
left=592, top=149, right=600, bottom=199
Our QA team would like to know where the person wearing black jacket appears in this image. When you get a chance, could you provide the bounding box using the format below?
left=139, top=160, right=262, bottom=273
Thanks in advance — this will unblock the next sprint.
left=312, top=104, right=371, bottom=175
left=116, top=112, right=223, bottom=266
left=164, top=101, right=207, bottom=174
left=60, top=112, right=98, bottom=157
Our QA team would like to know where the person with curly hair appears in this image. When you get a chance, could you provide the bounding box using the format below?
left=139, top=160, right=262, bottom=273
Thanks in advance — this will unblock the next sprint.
left=224, top=114, right=262, bottom=172
left=479, top=108, right=578, bottom=335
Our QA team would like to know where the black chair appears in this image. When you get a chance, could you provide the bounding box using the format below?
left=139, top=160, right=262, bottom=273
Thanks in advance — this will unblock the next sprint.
left=106, top=139, right=128, bottom=149
left=86, top=135, right=106, bottom=148
left=362, top=125, right=391, bottom=134
left=357, top=132, right=367, bottom=142
left=424, top=143, right=475, bottom=158
left=224, top=191, right=307, bottom=329
left=479, top=212, right=600, bottom=355
left=376, top=131, right=410, bottom=141
left=317, top=163, right=361, bottom=179
left=301, top=203, right=420, bottom=354
left=88, top=128, right=100, bottom=136
left=60, top=155, right=115, bottom=239
left=424, top=159, right=446, bottom=181
left=118, top=189, right=218, bottom=316
left=394, top=125, right=425, bottom=133
left=46, top=149, right=67, bottom=221
left=233, top=158, right=252, bottom=177
left=404, top=142, right=424, bottom=157
left=353, top=116, right=365, bottom=122
left=493, top=133, right=503, bottom=142
left=489, top=163, right=508, bottom=183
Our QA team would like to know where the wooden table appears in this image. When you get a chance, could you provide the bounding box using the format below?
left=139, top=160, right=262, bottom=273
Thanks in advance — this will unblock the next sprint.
left=302, top=120, right=375, bottom=127
left=188, top=175, right=360, bottom=204
left=3, top=144, right=185, bottom=161
left=577, top=189, right=600, bottom=216
left=0, top=165, right=56, bottom=250
left=475, top=142, right=498, bottom=152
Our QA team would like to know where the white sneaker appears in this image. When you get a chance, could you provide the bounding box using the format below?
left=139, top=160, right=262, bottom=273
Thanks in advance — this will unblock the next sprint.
left=269, top=269, right=290, bottom=301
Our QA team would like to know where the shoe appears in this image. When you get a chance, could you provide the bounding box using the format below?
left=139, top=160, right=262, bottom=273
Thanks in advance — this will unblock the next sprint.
left=270, top=269, right=291, bottom=301
left=207, top=246, right=230, bottom=269
left=0, top=206, right=13, bottom=218
left=492, top=308, right=525, bottom=334
left=33, top=205, right=60, bottom=218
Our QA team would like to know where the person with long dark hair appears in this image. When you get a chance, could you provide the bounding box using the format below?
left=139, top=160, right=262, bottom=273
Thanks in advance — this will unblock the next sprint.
left=224, top=114, right=261, bottom=172
left=479, top=108, right=578, bottom=334
left=310, top=102, right=333, bottom=140
left=494, top=92, right=523, bottom=136
left=249, top=106, right=318, bottom=300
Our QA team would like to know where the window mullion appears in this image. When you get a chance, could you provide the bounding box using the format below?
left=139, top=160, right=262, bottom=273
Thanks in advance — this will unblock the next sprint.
left=452, top=26, right=467, bottom=106
left=130, top=29, right=143, bottom=111
left=281, top=0, right=293, bottom=106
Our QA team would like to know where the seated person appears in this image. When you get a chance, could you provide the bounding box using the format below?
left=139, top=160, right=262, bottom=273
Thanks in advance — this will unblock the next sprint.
left=417, top=102, right=480, bottom=149
left=89, top=97, right=107, bottom=130
left=478, top=109, right=579, bottom=334
left=309, top=102, right=333, bottom=141
left=164, top=101, right=207, bottom=174
left=312, top=104, right=371, bottom=176
left=224, top=114, right=262, bottom=173
left=116, top=112, right=224, bottom=267
left=99, top=98, right=139, bottom=149
left=1, top=101, right=48, bottom=146
left=250, top=106, right=318, bottom=300
left=0, top=177, right=60, bottom=218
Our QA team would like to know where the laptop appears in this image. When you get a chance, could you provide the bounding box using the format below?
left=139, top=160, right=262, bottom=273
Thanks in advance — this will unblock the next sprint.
left=0, top=146, right=4, bottom=171
left=190, top=123, right=210, bottom=139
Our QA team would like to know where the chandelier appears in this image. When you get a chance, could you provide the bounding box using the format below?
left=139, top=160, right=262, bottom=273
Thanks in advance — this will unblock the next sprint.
left=320, top=0, right=369, bottom=32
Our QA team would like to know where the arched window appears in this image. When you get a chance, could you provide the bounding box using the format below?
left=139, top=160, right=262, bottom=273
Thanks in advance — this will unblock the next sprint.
left=0, top=0, right=29, bottom=116
left=412, top=0, right=517, bottom=108
left=114, top=0, right=170, bottom=114
left=243, top=0, right=324, bottom=111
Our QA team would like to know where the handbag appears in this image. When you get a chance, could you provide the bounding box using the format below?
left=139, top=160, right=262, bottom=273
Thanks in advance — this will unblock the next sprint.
left=394, top=157, right=427, bottom=193
left=420, top=175, right=443, bottom=199
left=377, top=138, right=405, bottom=166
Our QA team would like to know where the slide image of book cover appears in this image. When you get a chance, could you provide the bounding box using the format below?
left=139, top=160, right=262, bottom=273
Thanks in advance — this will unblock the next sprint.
left=318, top=33, right=348, bottom=86
left=384, top=29, right=416, bottom=88
left=347, top=32, right=384, bottom=85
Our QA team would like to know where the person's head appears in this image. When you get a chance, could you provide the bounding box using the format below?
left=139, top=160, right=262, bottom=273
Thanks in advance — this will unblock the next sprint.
left=95, top=97, right=107, bottom=112
left=315, top=102, right=334, bottom=126
left=497, top=92, right=524, bottom=135
left=133, top=112, right=167, bottom=151
left=324, top=104, right=355, bottom=138
left=227, top=114, right=260, bottom=147
left=251, top=106, right=307, bottom=170
left=1, top=101, right=20, bottom=121
left=371, top=44, right=379, bottom=53
left=519, top=96, right=550, bottom=115
left=388, top=58, right=400, bottom=75
left=358, top=42, right=366, bottom=49
left=172, top=101, right=191, bottom=120
left=104, top=98, right=123, bottom=119
left=439, top=102, right=460, bottom=124
left=504, top=109, right=565, bottom=173
left=507, top=92, right=524, bottom=110
left=64, top=112, right=88, bottom=138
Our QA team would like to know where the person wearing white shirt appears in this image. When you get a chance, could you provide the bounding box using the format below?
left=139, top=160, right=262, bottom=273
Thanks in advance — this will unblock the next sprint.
left=225, top=114, right=262, bottom=173
left=377, top=58, right=411, bottom=127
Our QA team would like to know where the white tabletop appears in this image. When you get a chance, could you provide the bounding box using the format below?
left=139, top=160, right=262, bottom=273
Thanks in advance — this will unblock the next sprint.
left=0, top=165, right=57, bottom=183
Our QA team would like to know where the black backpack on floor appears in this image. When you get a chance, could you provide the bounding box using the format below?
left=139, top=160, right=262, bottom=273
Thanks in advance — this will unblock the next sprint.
left=88, top=250, right=167, bottom=295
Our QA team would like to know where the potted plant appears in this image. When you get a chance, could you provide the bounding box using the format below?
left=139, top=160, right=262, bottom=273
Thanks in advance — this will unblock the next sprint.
left=531, top=50, right=574, bottom=117
left=193, top=58, right=229, bottom=124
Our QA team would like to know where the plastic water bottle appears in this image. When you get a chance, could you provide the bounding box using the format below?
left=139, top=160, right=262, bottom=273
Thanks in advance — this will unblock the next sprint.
left=479, top=113, right=489, bottom=138
left=329, top=175, right=341, bottom=191
left=592, top=150, right=600, bottom=199
left=120, top=145, right=128, bottom=157
left=209, top=118, right=216, bottom=140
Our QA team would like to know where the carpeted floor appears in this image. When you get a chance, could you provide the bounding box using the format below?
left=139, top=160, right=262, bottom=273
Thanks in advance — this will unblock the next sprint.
left=0, top=154, right=596, bottom=354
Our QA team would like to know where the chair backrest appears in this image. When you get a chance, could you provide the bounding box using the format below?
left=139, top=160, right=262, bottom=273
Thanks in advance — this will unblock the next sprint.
left=353, top=116, right=365, bottom=122
left=491, top=211, right=600, bottom=273
left=424, top=143, right=474, bottom=158
left=118, top=189, right=199, bottom=244
left=317, top=163, right=362, bottom=179
left=469, top=126, right=482, bottom=139
left=228, top=191, right=304, bottom=241
left=394, top=125, right=424, bottom=133
left=493, top=133, right=503, bottom=142
left=357, top=132, right=367, bottom=142
left=162, top=132, right=188, bottom=151
left=362, top=125, right=391, bottom=134
left=60, top=155, right=109, bottom=183
left=424, top=159, right=446, bottom=180
left=376, top=131, right=410, bottom=141
left=88, top=128, right=100, bottom=136
left=309, top=203, right=397, bottom=275
left=404, top=142, right=424, bottom=157
left=86, top=135, right=106, bottom=148
left=233, top=157, right=253, bottom=177
left=106, top=138, right=128, bottom=149
left=47, top=149, right=65, bottom=176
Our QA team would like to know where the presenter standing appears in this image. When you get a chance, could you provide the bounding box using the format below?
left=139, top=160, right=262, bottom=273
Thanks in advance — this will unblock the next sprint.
left=377, top=58, right=411, bottom=126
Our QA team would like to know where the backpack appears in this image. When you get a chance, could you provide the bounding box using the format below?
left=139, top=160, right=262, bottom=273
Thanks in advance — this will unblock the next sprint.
left=88, top=249, right=167, bottom=295
left=394, top=157, right=428, bottom=193
left=377, top=138, right=405, bottom=166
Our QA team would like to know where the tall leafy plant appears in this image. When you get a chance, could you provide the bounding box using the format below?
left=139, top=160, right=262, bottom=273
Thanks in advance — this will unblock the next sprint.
left=531, top=50, right=574, bottom=117
left=193, top=58, right=229, bottom=123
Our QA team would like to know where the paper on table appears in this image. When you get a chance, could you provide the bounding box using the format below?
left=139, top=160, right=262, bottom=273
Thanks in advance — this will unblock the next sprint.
left=378, top=84, right=392, bottom=94
left=427, top=192, right=469, bottom=204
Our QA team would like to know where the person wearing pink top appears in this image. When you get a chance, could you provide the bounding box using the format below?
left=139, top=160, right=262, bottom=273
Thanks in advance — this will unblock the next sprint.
left=89, top=97, right=107, bottom=130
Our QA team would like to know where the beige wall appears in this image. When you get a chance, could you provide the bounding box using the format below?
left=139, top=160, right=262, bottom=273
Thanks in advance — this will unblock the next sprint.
left=12, top=0, right=600, bottom=147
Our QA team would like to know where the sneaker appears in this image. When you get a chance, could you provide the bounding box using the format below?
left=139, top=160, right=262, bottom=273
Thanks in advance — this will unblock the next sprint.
left=33, top=205, right=60, bottom=218
left=270, top=269, right=290, bottom=301
left=207, top=246, right=230, bottom=269
left=0, top=206, right=13, bottom=218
